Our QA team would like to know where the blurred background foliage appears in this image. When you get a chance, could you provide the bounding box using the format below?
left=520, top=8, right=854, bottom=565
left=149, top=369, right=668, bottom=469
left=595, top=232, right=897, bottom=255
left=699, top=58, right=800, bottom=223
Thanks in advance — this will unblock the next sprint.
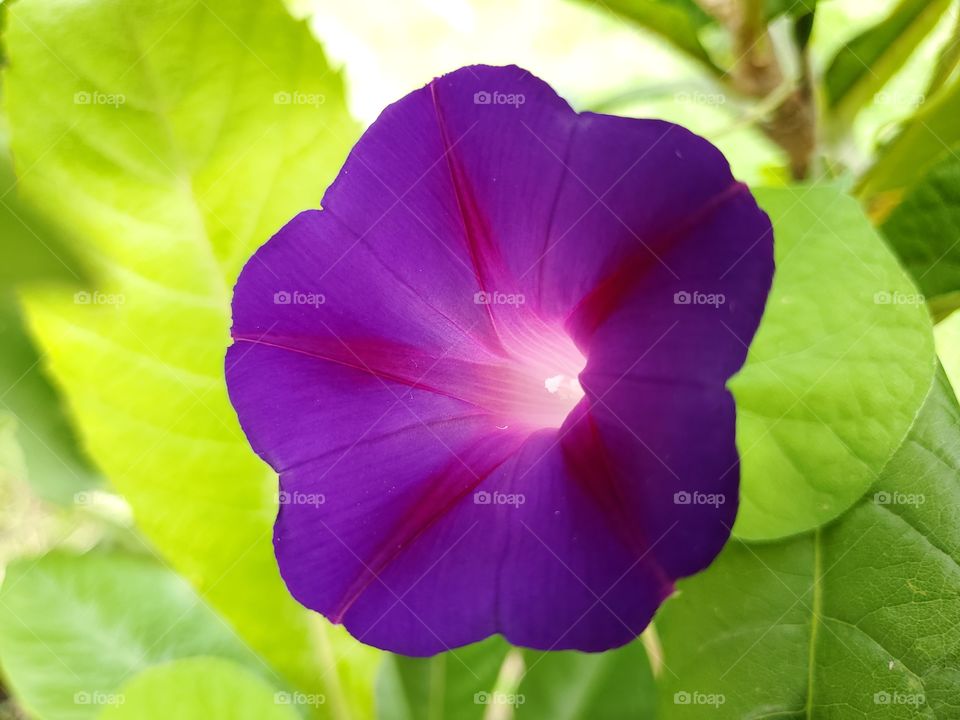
left=0, top=0, right=959, bottom=718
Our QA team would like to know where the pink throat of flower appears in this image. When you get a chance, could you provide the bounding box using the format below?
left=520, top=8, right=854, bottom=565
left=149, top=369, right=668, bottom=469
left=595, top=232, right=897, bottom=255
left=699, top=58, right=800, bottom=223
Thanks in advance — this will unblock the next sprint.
left=488, top=324, right=587, bottom=431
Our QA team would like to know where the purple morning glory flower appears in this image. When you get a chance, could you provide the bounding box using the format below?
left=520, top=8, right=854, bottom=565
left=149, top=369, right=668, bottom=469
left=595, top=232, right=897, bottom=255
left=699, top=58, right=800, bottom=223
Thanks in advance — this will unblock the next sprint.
left=226, top=65, right=773, bottom=656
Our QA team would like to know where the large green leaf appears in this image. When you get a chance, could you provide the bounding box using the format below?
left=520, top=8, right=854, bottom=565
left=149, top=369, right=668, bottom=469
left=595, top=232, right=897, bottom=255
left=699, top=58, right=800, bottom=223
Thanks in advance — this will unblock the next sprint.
left=3, top=0, right=368, bottom=701
left=0, top=68, right=87, bottom=286
left=935, top=309, right=960, bottom=401
left=658, top=369, right=960, bottom=717
left=859, top=83, right=960, bottom=200
left=0, top=147, right=87, bottom=286
left=881, top=152, right=960, bottom=320
left=732, top=185, right=935, bottom=539
left=99, top=657, right=299, bottom=720
left=824, top=0, right=950, bottom=130
left=0, top=552, right=265, bottom=720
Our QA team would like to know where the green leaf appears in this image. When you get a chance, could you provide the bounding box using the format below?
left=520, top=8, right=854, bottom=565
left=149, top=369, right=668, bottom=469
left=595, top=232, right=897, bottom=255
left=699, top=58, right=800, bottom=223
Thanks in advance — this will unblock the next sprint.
left=0, top=295, right=98, bottom=503
left=859, top=81, right=960, bottom=200
left=518, top=641, right=657, bottom=719
left=732, top=185, right=935, bottom=539
left=375, top=638, right=656, bottom=719
left=881, top=152, right=960, bottom=320
left=0, top=149, right=87, bottom=286
left=3, top=0, right=367, bottom=701
left=0, top=551, right=267, bottom=720
left=824, top=0, right=950, bottom=129
left=376, top=638, right=510, bottom=720
left=99, top=657, right=299, bottom=720
left=658, top=368, right=960, bottom=717
left=935, top=309, right=960, bottom=401
left=582, top=0, right=722, bottom=74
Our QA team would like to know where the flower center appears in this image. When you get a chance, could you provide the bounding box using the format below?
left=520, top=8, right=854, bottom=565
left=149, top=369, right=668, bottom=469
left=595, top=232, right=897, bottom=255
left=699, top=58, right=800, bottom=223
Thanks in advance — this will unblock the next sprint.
left=544, top=373, right=584, bottom=401
left=494, top=326, right=586, bottom=430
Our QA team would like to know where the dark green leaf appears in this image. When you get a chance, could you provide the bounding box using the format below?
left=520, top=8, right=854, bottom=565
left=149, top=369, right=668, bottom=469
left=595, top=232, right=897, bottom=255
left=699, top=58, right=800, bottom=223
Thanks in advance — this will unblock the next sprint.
left=657, top=369, right=960, bottom=717
left=882, top=151, right=960, bottom=320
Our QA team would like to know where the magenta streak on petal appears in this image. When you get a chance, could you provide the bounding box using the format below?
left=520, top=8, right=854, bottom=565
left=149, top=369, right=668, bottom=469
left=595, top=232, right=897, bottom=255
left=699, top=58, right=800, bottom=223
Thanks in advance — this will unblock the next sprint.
left=276, top=414, right=491, bottom=477
left=560, top=403, right=674, bottom=591
left=318, top=208, right=512, bottom=361
left=430, top=81, right=504, bottom=294
left=232, top=332, right=586, bottom=430
left=329, top=430, right=527, bottom=623
left=566, top=181, right=750, bottom=342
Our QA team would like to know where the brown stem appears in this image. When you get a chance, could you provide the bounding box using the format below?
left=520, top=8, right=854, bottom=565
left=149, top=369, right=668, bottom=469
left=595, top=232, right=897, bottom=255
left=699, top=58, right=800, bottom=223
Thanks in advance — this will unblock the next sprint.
left=713, top=0, right=817, bottom=179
